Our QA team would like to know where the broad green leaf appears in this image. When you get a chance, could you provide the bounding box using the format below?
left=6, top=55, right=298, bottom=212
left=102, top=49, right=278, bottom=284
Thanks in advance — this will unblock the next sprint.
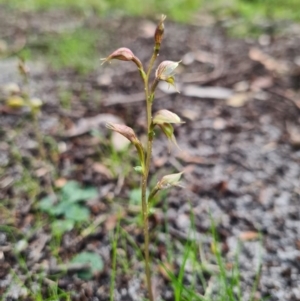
left=51, top=220, right=74, bottom=236
left=61, top=181, right=98, bottom=203
left=64, top=204, right=90, bottom=222
left=38, top=196, right=57, bottom=214
left=50, top=201, right=70, bottom=216
left=129, top=188, right=149, bottom=205
left=71, top=252, right=104, bottom=280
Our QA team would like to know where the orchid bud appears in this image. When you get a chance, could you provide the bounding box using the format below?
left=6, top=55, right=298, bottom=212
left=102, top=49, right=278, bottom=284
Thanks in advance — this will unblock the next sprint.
left=148, top=171, right=183, bottom=203
left=153, top=109, right=183, bottom=125
left=101, top=47, right=142, bottom=69
left=155, top=60, right=181, bottom=91
left=158, top=123, right=180, bottom=151
left=106, top=123, right=145, bottom=171
left=154, top=15, right=166, bottom=49
left=106, top=123, right=139, bottom=145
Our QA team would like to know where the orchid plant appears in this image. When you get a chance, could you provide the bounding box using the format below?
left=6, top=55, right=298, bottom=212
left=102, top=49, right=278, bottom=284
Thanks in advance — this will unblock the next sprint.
left=102, top=15, right=184, bottom=301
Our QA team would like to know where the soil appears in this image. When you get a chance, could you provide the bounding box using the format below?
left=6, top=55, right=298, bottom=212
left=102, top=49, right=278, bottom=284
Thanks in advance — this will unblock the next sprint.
left=0, top=8, right=300, bottom=301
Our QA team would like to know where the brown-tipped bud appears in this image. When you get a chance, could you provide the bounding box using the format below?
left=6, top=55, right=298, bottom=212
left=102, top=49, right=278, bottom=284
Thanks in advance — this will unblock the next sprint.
left=153, top=109, right=183, bottom=125
left=106, top=123, right=145, bottom=171
left=154, top=14, right=166, bottom=46
left=159, top=123, right=181, bottom=151
left=155, top=60, right=181, bottom=91
left=101, top=47, right=142, bottom=69
left=106, top=123, right=139, bottom=145
left=157, top=172, right=183, bottom=190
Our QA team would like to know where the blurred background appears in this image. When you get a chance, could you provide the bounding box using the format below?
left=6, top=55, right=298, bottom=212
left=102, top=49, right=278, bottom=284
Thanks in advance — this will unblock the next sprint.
left=1, top=0, right=299, bottom=73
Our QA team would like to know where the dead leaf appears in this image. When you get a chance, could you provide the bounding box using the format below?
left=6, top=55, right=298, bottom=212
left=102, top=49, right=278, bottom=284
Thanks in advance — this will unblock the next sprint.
left=251, top=76, right=273, bottom=91
left=105, top=214, right=118, bottom=231
left=181, top=52, right=195, bottom=65
left=139, top=20, right=156, bottom=38
left=249, top=48, right=289, bottom=74
left=104, top=91, right=165, bottom=106
left=213, top=118, right=226, bottom=130
left=92, top=163, right=113, bottom=179
left=158, top=262, right=174, bottom=281
left=181, top=109, right=200, bottom=121
left=96, top=74, right=112, bottom=86
left=194, top=50, right=218, bottom=64
left=226, top=92, right=251, bottom=107
left=35, top=167, right=49, bottom=177
left=64, top=114, right=122, bottom=137
left=183, top=85, right=233, bottom=99
left=55, top=178, right=67, bottom=188
left=176, top=151, right=206, bottom=164
left=233, top=81, right=250, bottom=92
left=286, top=122, right=300, bottom=149
left=28, top=234, right=50, bottom=262
left=239, top=231, right=259, bottom=241
left=153, top=156, right=168, bottom=168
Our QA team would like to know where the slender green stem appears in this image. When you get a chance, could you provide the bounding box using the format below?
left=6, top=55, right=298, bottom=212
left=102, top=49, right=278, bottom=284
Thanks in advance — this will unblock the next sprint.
left=140, top=48, right=160, bottom=301
left=110, top=216, right=120, bottom=301
left=146, top=48, right=159, bottom=89
left=141, top=92, right=154, bottom=301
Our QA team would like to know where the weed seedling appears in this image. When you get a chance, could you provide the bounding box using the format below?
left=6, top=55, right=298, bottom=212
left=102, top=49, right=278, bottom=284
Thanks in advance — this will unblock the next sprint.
left=102, top=15, right=184, bottom=300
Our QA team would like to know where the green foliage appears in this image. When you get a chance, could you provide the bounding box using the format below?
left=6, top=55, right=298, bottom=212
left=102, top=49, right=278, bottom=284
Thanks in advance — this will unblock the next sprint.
left=0, top=0, right=202, bottom=22
left=205, top=0, right=300, bottom=36
left=70, top=251, right=104, bottom=280
left=1, top=0, right=299, bottom=24
left=39, top=180, right=98, bottom=235
left=46, top=29, right=101, bottom=73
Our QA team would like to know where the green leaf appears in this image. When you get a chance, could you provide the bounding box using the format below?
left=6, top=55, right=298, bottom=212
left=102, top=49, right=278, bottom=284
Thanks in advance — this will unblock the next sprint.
left=51, top=220, right=74, bottom=236
left=38, top=195, right=57, bottom=214
left=71, top=252, right=104, bottom=280
left=64, top=204, right=90, bottom=222
left=129, top=188, right=149, bottom=205
left=61, top=181, right=98, bottom=203
left=50, top=201, right=70, bottom=216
